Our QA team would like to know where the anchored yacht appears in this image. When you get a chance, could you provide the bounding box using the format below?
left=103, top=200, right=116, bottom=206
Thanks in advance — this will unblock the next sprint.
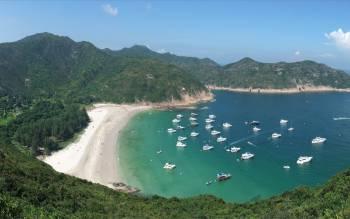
left=176, top=141, right=187, bottom=147
left=241, top=152, right=255, bottom=160
left=311, top=137, right=327, bottom=144
left=227, top=146, right=241, bottom=153
left=223, top=122, right=232, bottom=128
left=202, top=144, right=214, bottom=151
left=177, top=136, right=187, bottom=141
left=205, top=124, right=214, bottom=129
left=163, top=162, right=176, bottom=170
left=211, top=130, right=221, bottom=135
left=167, top=128, right=176, bottom=133
left=172, top=118, right=180, bottom=123
left=190, top=132, right=199, bottom=137
left=253, top=127, right=261, bottom=132
left=297, top=156, right=313, bottom=165
left=272, top=133, right=282, bottom=139
left=217, top=136, right=227, bottom=143
left=280, top=119, right=288, bottom=125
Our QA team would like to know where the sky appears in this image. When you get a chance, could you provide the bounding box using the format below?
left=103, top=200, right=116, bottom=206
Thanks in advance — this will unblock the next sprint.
left=0, top=1, right=349, bottom=70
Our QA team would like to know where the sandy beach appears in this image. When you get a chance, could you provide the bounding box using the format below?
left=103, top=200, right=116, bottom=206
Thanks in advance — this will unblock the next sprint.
left=209, top=85, right=350, bottom=94
left=43, top=91, right=213, bottom=190
left=43, top=104, right=151, bottom=189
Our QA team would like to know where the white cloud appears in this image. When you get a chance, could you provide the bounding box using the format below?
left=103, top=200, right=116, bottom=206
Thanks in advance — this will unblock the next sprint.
left=325, top=28, right=350, bottom=50
left=102, top=4, right=118, bottom=16
left=295, top=50, right=301, bottom=56
left=157, top=48, right=167, bottom=54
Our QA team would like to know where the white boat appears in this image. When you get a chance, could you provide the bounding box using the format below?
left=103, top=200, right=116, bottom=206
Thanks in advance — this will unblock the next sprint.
left=297, top=156, right=313, bottom=165
left=177, top=136, right=187, bottom=141
left=241, top=152, right=255, bottom=160
left=190, top=121, right=199, bottom=126
left=172, top=118, right=180, bottom=123
left=167, top=128, right=176, bottom=133
left=253, top=127, right=261, bottom=132
left=272, top=133, right=282, bottom=139
left=209, top=114, right=216, bottom=119
left=176, top=141, right=187, bottom=147
left=191, top=112, right=198, bottom=116
left=190, top=132, right=199, bottom=137
left=288, top=127, right=294, bottom=131
left=202, top=144, right=214, bottom=151
left=211, top=130, right=221, bottom=135
left=283, top=165, right=290, bottom=169
left=227, top=147, right=241, bottom=153
left=189, top=117, right=197, bottom=121
left=205, top=118, right=215, bottom=123
left=176, top=114, right=183, bottom=119
left=176, top=125, right=185, bottom=130
left=311, top=137, right=327, bottom=144
left=163, top=162, right=176, bottom=170
left=156, top=150, right=162, bottom=154
left=205, top=124, right=213, bottom=129
left=223, top=122, right=232, bottom=128
left=217, top=136, right=227, bottom=143
left=280, top=119, right=288, bottom=125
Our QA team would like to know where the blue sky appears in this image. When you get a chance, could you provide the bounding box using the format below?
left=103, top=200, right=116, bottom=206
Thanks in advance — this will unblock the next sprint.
left=0, top=1, right=349, bottom=69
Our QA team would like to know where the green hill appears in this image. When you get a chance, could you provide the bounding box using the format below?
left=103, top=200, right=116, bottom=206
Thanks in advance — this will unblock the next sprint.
left=109, top=46, right=350, bottom=89
left=0, top=33, right=207, bottom=105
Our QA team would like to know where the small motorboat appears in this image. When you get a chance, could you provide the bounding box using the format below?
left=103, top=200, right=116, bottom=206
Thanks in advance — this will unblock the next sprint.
left=190, top=132, right=199, bottom=137
left=189, top=117, right=197, bottom=121
left=227, top=146, right=241, bottom=153
left=177, top=136, right=187, bottom=141
left=163, top=162, right=176, bottom=170
left=311, top=137, right=326, bottom=144
left=272, top=133, right=282, bottom=139
left=172, top=118, right=180, bottom=123
left=205, top=124, right=214, bottom=129
left=167, top=128, right=176, bottom=133
left=176, top=141, right=187, bottom=147
left=280, top=119, right=288, bottom=125
left=205, top=118, right=215, bottom=123
left=202, top=144, right=214, bottom=151
left=156, top=150, right=162, bottom=154
left=191, top=112, right=198, bottom=116
left=241, top=152, right=255, bottom=160
left=176, top=125, right=185, bottom=130
left=216, top=173, right=231, bottom=181
left=217, top=136, right=227, bottom=143
left=211, top=130, right=221, bottom=135
left=253, top=127, right=261, bottom=132
left=288, top=127, right=294, bottom=131
left=209, top=114, right=216, bottom=119
left=176, top=114, right=183, bottom=119
left=297, top=156, right=313, bottom=165
left=223, top=122, right=232, bottom=128
left=283, top=165, right=290, bottom=169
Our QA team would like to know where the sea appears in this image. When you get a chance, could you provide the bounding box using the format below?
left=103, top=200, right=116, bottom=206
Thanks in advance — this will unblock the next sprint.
left=119, top=90, right=350, bottom=203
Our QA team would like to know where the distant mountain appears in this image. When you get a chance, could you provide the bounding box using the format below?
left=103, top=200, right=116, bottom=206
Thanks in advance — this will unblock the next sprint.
left=0, top=33, right=206, bottom=104
left=107, top=45, right=224, bottom=85
left=222, top=58, right=350, bottom=89
left=111, top=46, right=350, bottom=89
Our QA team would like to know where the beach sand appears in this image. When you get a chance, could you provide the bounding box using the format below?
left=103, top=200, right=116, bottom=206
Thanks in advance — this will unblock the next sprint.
left=43, top=104, right=151, bottom=189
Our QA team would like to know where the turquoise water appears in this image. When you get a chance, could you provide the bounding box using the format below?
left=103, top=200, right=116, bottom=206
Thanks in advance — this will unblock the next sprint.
left=119, top=91, right=350, bottom=203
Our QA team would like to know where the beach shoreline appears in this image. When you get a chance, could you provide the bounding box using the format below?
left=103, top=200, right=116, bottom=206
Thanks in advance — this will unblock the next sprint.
left=42, top=91, right=213, bottom=191
left=208, top=85, right=350, bottom=94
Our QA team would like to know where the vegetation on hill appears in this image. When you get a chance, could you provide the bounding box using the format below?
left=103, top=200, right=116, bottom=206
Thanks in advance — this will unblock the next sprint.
left=110, top=46, right=350, bottom=89
left=0, top=33, right=207, bottom=108
left=0, top=138, right=349, bottom=218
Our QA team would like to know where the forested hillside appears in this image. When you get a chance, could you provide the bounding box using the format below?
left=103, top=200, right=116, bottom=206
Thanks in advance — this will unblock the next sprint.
left=110, top=45, right=350, bottom=89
